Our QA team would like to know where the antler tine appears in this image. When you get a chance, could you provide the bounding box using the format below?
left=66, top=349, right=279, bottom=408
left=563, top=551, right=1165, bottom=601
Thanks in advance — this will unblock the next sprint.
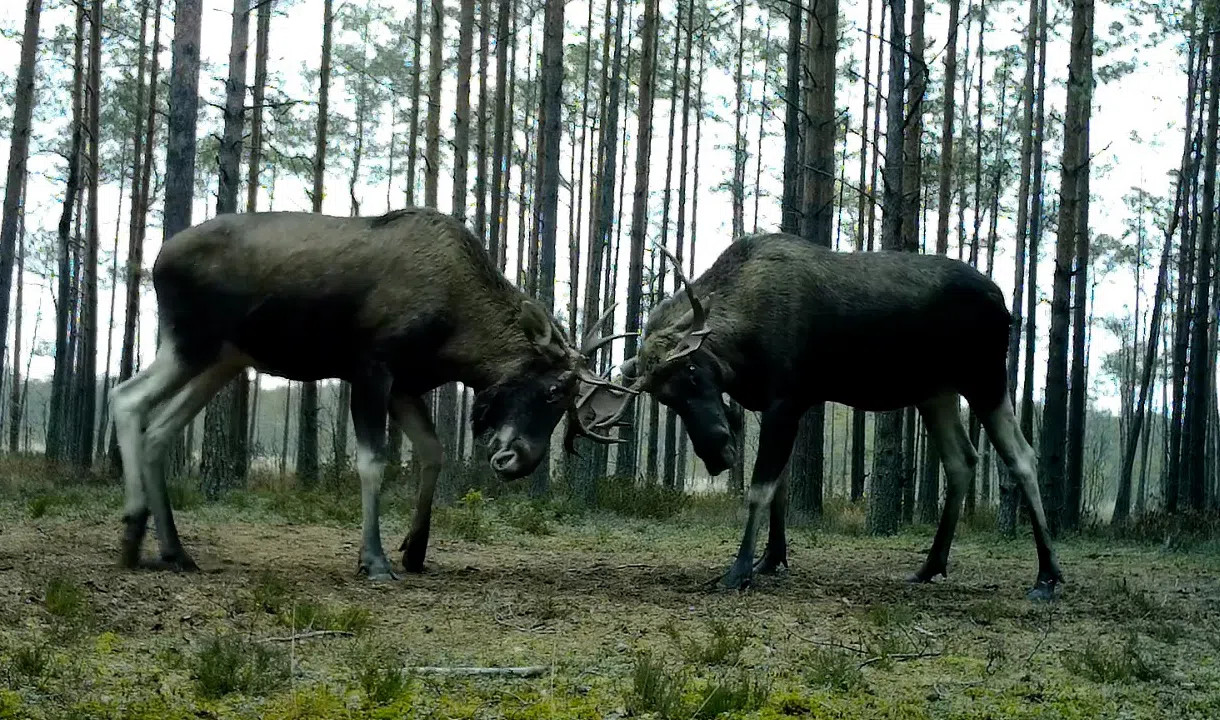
left=581, top=331, right=636, bottom=358
left=655, top=243, right=705, bottom=329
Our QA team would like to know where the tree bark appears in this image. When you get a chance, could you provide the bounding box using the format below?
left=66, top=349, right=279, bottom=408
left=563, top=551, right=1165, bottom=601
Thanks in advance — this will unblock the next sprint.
left=1183, top=21, right=1220, bottom=511
left=851, top=0, right=876, bottom=503
left=780, top=0, right=801, bottom=235
left=201, top=0, right=251, bottom=498
left=0, top=0, right=42, bottom=410
left=868, top=0, right=907, bottom=536
left=8, top=178, right=26, bottom=453
left=921, top=0, right=961, bottom=524
left=790, top=0, right=838, bottom=518
left=111, top=0, right=163, bottom=469
left=1039, top=0, right=1094, bottom=536
left=405, top=0, right=424, bottom=206
left=299, top=0, right=333, bottom=487
left=617, top=0, right=660, bottom=479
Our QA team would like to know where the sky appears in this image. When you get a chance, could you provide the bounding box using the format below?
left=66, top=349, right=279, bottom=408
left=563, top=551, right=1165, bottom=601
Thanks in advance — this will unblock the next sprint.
left=0, top=0, right=1196, bottom=419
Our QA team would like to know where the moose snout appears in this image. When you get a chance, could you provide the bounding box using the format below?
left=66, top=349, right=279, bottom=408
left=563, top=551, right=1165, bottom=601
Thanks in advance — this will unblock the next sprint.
left=487, top=431, right=536, bottom=479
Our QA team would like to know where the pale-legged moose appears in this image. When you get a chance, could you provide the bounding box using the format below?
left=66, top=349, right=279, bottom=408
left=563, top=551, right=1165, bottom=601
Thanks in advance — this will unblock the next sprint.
left=110, top=207, right=627, bottom=580
left=578, top=233, right=1064, bottom=599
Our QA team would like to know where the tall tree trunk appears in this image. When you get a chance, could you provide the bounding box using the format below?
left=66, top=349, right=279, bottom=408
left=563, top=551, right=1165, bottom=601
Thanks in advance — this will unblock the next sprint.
left=897, top=0, right=925, bottom=522
left=575, top=0, right=625, bottom=500
left=1039, top=0, right=1094, bottom=537
left=201, top=0, right=251, bottom=498
left=526, top=0, right=566, bottom=496
left=868, top=0, right=907, bottom=536
left=242, top=0, right=271, bottom=471
left=405, top=0, right=424, bottom=206
left=433, top=0, right=472, bottom=483
left=110, top=0, right=163, bottom=469
left=1183, top=22, right=1220, bottom=511
left=780, top=0, right=801, bottom=235
left=617, top=0, right=660, bottom=479
left=790, top=0, right=839, bottom=518
left=851, top=0, right=876, bottom=503
left=96, top=144, right=126, bottom=460
left=1006, top=0, right=1050, bottom=533
left=921, top=0, right=961, bottom=523
left=8, top=179, right=25, bottom=454
left=487, top=0, right=510, bottom=265
left=658, top=3, right=683, bottom=490
left=299, top=0, right=334, bottom=487
left=731, top=0, right=746, bottom=240
left=671, top=0, right=695, bottom=491
left=0, top=0, right=42, bottom=408
left=476, top=0, right=491, bottom=242
left=74, top=0, right=104, bottom=468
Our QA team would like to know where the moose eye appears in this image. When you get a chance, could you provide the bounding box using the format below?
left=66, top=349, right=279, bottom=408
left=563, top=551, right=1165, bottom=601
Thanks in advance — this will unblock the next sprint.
left=545, top=384, right=562, bottom=402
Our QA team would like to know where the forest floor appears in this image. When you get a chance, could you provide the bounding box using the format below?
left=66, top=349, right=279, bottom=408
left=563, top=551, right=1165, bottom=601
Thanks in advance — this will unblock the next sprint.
left=1, top=468, right=1219, bottom=719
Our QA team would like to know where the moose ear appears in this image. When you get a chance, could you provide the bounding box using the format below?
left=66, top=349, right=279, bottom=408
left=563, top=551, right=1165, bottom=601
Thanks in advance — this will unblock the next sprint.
left=519, top=299, right=555, bottom=350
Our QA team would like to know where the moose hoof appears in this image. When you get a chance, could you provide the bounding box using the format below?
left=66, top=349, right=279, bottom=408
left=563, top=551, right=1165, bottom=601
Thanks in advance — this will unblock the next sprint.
left=907, top=564, right=946, bottom=584
left=718, top=561, right=754, bottom=591
left=119, top=515, right=148, bottom=569
left=145, top=550, right=199, bottom=573
left=359, top=554, right=400, bottom=582
left=752, top=552, right=788, bottom=577
left=401, top=547, right=428, bottom=574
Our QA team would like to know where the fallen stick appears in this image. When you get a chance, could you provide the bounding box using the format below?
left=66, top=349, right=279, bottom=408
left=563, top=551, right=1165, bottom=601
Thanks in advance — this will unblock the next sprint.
left=405, top=666, right=550, bottom=678
left=263, top=630, right=355, bottom=642
left=858, top=651, right=941, bottom=670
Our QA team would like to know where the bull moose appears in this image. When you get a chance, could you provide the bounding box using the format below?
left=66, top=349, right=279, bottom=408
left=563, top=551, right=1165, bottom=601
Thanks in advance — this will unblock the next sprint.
left=577, top=232, right=1063, bottom=600
left=109, top=207, right=628, bottom=580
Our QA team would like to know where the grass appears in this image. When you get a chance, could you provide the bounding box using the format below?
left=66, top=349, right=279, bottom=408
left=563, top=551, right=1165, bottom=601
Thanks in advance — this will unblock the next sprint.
left=43, top=574, right=88, bottom=622
left=1062, top=633, right=1167, bottom=684
left=626, top=650, right=686, bottom=719
left=192, top=634, right=290, bottom=699
left=277, top=600, right=372, bottom=634
left=802, top=648, right=866, bottom=692
left=2, top=462, right=1220, bottom=719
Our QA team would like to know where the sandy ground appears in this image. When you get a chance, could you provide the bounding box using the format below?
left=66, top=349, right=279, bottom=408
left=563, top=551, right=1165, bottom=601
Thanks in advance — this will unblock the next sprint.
left=1, top=494, right=1219, bottom=718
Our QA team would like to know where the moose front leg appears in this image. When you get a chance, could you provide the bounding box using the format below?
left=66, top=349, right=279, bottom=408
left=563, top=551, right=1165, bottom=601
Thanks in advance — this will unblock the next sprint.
left=720, top=406, right=800, bottom=590
left=350, top=371, right=397, bottom=581
left=392, top=393, right=444, bottom=573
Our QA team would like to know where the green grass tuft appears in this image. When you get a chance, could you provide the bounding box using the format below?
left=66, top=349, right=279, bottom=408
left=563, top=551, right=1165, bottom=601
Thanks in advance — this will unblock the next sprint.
left=690, top=670, right=771, bottom=719
left=44, top=574, right=87, bottom=621
left=802, top=648, right=866, bottom=692
left=626, top=650, right=686, bottom=719
left=1062, top=633, right=1166, bottom=684
left=192, top=633, right=290, bottom=699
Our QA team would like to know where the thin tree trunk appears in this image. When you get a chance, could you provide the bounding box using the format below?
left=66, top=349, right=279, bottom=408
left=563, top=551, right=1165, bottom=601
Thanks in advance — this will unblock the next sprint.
left=405, top=0, right=424, bottom=206
left=299, top=0, right=334, bottom=487
left=868, top=0, right=907, bottom=536
left=8, top=179, right=26, bottom=453
left=851, top=0, right=876, bottom=503
left=617, top=0, right=660, bottom=479
left=201, top=0, right=251, bottom=498
left=0, top=0, right=43, bottom=410
left=243, top=0, right=271, bottom=471
left=790, top=0, right=839, bottom=518
left=1039, top=0, right=1094, bottom=536
left=921, top=0, right=961, bottom=522
left=1183, top=21, right=1220, bottom=511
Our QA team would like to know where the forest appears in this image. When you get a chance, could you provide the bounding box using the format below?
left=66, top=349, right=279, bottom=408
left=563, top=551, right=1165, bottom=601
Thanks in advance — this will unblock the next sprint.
left=0, top=0, right=1218, bottom=718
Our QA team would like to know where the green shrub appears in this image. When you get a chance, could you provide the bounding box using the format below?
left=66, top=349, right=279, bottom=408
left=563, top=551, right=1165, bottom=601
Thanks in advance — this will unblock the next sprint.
left=44, top=574, right=87, bottom=621
left=595, top=477, right=688, bottom=520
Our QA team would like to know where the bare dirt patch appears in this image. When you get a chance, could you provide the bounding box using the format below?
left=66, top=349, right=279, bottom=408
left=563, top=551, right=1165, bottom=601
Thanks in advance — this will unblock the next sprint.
left=1, top=491, right=1219, bottom=718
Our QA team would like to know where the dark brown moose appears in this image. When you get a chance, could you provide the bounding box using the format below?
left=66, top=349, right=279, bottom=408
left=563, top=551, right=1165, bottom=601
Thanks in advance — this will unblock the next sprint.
left=110, top=207, right=629, bottom=580
left=578, top=233, right=1063, bottom=599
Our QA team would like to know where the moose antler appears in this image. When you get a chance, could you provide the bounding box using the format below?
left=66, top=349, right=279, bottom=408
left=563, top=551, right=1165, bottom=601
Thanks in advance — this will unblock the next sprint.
left=655, top=243, right=711, bottom=363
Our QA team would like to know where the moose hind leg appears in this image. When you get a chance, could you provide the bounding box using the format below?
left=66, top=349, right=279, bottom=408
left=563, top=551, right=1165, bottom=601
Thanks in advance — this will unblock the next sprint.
left=394, top=393, right=444, bottom=573
left=140, top=359, right=241, bottom=570
left=911, top=394, right=976, bottom=583
left=980, top=395, right=1063, bottom=600
left=109, top=345, right=194, bottom=567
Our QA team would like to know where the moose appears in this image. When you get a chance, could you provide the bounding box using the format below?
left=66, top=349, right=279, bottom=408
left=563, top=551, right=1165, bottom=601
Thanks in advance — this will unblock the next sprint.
left=577, top=233, right=1063, bottom=599
left=110, top=207, right=628, bottom=580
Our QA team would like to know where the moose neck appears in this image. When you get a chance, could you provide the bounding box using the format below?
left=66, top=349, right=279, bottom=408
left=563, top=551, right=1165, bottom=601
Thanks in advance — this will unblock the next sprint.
left=442, top=290, right=555, bottom=392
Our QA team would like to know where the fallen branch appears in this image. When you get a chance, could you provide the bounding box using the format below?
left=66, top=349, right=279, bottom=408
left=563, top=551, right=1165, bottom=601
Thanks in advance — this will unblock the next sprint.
left=405, top=666, right=549, bottom=678
left=263, top=630, right=354, bottom=643
left=858, top=651, right=942, bottom=670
